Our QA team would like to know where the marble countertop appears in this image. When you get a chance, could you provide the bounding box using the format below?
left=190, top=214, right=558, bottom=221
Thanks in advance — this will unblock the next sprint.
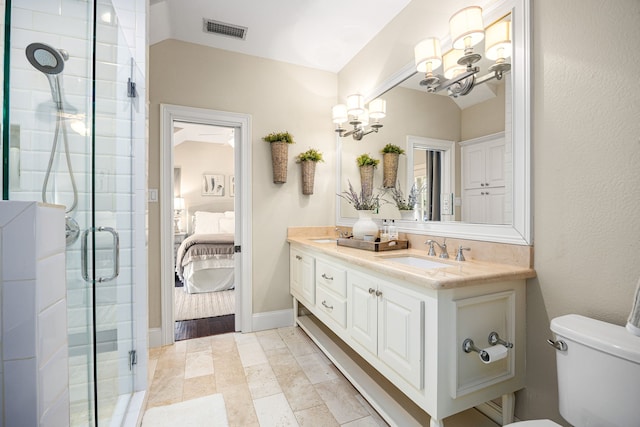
left=288, top=235, right=536, bottom=290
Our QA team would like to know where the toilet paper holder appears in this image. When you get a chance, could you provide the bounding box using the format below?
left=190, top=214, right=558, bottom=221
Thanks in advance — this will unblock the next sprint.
left=463, top=331, right=514, bottom=361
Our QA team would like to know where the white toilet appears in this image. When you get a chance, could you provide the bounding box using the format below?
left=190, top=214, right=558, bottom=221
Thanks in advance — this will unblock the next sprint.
left=505, top=314, right=640, bottom=426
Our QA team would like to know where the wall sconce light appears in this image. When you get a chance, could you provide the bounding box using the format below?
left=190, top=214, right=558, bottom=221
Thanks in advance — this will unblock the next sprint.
left=332, top=94, right=386, bottom=140
left=174, top=197, right=185, bottom=232
left=414, top=6, right=511, bottom=98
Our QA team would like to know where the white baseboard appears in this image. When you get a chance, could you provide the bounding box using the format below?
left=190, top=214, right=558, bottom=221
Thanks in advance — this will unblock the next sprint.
left=251, top=309, right=294, bottom=332
left=148, top=328, right=162, bottom=348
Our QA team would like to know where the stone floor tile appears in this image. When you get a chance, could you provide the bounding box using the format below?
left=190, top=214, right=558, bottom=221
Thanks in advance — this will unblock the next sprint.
left=295, top=352, right=339, bottom=384
left=278, top=369, right=324, bottom=412
left=314, top=377, right=370, bottom=424
left=245, top=362, right=282, bottom=400
left=253, top=393, right=299, bottom=427
left=294, top=404, right=340, bottom=427
left=182, top=374, right=217, bottom=401
left=184, top=350, right=214, bottom=379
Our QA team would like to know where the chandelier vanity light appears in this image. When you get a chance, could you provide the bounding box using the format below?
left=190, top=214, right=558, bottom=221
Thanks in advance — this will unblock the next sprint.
left=332, top=94, right=386, bottom=140
left=414, top=6, right=511, bottom=98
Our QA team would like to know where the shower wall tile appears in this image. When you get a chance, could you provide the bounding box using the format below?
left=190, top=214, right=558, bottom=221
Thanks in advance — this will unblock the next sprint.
left=39, top=345, right=69, bottom=420
left=38, top=299, right=68, bottom=364
left=37, top=252, right=66, bottom=312
left=4, top=358, right=38, bottom=426
left=36, top=203, right=65, bottom=258
left=2, top=280, right=36, bottom=360
left=41, top=390, right=70, bottom=427
left=0, top=201, right=67, bottom=426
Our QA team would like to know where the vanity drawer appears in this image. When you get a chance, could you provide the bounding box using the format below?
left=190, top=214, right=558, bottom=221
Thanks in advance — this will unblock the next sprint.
left=316, top=286, right=347, bottom=329
left=316, top=259, right=347, bottom=297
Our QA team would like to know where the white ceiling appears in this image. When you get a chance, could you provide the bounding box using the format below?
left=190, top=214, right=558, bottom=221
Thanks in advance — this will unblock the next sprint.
left=149, top=0, right=412, bottom=73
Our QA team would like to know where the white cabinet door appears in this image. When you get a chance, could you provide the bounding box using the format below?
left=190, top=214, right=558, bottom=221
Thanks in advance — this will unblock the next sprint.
left=347, top=270, right=378, bottom=355
left=485, top=139, right=505, bottom=188
left=377, top=283, right=424, bottom=390
left=462, top=143, right=486, bottom=189
left=290, top=248, right=315, bottom=306
left=485, top=186, right=506, bottom=224
left=462, top=187, right=506, bottom=224
left=348, top=270, right=424, bottom=389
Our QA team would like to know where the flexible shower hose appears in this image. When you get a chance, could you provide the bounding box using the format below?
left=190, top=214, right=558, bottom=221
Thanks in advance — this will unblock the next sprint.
left=41, top=101, right=78, bottom=214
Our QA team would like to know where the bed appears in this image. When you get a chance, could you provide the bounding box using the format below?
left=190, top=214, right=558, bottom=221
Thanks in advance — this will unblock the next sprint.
left=175, top=210, right=235, bottom=294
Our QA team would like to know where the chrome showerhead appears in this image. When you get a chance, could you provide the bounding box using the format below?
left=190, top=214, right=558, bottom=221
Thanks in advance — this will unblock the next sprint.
left=25, top=43, right=70, bottom=110
left=25, top=42, right=68, bottom=75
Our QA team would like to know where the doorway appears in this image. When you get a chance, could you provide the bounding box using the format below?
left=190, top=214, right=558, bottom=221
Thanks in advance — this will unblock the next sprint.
left=160, top=105, right=253, bottom=346
left=173, top=123, right=236, bottom=340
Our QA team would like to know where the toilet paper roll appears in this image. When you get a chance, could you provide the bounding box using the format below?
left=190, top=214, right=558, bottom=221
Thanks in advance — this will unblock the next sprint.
left=479, top=344, right=508, bottom=364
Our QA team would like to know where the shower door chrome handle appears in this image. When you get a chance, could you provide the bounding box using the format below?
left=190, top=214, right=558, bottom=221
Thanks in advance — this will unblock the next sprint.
left=81, top=227, right=120, bottom=283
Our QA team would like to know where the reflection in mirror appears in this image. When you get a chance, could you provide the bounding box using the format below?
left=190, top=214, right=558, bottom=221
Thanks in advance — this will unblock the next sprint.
left=407, top=136, right=456, bottom=222
left=336, top=0, right=531, bottom=245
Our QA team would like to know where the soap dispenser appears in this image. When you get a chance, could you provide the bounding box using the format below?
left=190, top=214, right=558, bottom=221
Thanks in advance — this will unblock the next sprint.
left=380, top=219, right=390, bottom=242
left=388, top=220, right=398, bottom=240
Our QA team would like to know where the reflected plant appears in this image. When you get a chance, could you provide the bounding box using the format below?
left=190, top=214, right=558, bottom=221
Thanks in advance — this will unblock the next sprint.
left=386, top=181, right=423, bottom=210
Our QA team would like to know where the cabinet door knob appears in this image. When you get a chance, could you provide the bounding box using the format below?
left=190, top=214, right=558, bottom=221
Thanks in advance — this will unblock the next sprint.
left=321, top=300, right=334, bottom=311
left=321, top=273, right=334, bottom=281
left=296, top=255, right=302, bottom=260
left=368, top=288, right=375, bottom=294
left=375, top=290, right=383, bottom=297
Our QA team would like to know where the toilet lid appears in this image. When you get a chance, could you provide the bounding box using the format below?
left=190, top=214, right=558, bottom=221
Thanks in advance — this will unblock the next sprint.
left=504, top=420, right=562, bottom=427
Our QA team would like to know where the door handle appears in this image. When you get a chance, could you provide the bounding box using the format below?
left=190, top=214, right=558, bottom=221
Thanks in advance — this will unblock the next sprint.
left=81, top=226, right=120, bottom=283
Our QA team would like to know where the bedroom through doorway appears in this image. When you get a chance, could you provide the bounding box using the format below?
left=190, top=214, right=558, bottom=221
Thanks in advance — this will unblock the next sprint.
left=172, top=122, right=237, bottom=341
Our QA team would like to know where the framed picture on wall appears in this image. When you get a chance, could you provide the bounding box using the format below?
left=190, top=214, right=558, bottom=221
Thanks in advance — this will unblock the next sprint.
left=230, top=176, right=235, bottom=197
left=202, top=173, right=225, bottom=196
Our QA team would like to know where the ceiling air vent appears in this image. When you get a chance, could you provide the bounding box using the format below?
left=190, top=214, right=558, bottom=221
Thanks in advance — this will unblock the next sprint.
left=203, top=19, right=248, bottom=40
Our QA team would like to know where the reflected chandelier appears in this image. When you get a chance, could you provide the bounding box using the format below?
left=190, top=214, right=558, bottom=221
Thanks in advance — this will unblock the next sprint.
left=414, top=6, right=511, bottom=98
left=332, top=94, right=386, bottom=140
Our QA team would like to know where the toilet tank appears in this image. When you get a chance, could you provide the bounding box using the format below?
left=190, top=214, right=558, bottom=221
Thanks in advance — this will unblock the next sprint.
left=551, top=314, right=640, bottom=427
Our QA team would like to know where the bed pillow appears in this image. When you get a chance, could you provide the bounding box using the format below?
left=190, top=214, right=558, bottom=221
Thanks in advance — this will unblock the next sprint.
left=194, top=211, right=224, bottom=234
left=218, top=217, right=235, bottom=234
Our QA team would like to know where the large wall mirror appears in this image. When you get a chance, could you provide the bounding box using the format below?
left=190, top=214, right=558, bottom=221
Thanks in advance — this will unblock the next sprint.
left=335, top=0, right=531, bottom=245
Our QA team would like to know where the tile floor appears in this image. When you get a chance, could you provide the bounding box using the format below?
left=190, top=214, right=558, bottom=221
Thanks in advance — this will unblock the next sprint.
left=144, top=326, right=499, bottom=426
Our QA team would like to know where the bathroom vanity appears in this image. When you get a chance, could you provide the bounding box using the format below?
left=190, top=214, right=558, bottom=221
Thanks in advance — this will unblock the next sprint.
left=288, top=232, right=535, bottom=427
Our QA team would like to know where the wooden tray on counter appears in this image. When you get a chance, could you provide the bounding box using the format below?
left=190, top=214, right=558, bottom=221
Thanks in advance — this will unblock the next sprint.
left=337, top=238, right=408, bottom=252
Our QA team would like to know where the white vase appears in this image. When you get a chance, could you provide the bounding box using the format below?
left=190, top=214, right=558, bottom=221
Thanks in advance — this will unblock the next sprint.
left=353, top=210, right=378, bottom=240
left=399, top=209, right=415, bottom=220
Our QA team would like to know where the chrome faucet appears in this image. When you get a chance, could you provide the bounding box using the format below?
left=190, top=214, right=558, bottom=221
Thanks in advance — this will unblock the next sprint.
left=425, top=238, right=448, bottom=258
left=456, top=245, right=471, bottom=261
left=336, top=227, right=351, bottom=239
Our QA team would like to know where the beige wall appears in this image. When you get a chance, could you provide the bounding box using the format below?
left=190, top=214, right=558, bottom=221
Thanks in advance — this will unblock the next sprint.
left=149, top=40, right=337, bottom=327
left=174, top=141, right=234, bottom=233
left=338, top=0, right=640, bottom=424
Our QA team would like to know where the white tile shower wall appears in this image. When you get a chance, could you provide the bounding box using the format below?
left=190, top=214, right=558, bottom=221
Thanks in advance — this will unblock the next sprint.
left=0, top=201, right=68, bottom=426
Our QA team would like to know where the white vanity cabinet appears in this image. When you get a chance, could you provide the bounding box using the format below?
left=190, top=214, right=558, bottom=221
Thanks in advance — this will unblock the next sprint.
left=348, top=270, right=424, bottom=389
left=289, top=242, right=527, bottom=427
left=290, top=247, right=315, bottom=307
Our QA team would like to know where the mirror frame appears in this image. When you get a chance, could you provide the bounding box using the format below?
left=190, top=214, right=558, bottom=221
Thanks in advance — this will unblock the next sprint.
left=335, top=0, right=531, bottom=245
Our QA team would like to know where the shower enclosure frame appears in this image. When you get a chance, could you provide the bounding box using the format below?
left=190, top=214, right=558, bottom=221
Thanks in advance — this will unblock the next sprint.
left=1, top=0, right=148, bottom=425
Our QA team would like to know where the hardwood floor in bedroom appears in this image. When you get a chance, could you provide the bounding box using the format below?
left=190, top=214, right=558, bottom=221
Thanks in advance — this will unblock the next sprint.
left=175, top=314, right=235, bottom=341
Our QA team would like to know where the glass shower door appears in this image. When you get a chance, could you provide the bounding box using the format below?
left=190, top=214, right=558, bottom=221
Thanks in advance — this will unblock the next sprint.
left=2, top=0, right=140, bottom=425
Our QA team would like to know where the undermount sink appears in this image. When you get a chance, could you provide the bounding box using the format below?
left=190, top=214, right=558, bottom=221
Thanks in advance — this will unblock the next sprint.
left=310, top=238, right=336, bottom=244
left=381, top=255, right=450, bottom=270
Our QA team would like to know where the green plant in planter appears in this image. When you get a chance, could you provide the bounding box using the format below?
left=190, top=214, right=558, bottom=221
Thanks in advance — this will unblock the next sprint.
left=381, top=143, right=405, bottom=155
left=296, top=148, right=324, bottom=163
left=356, top=153, right=380, bottom=167
left=262, top=131, right=295, bottom=144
